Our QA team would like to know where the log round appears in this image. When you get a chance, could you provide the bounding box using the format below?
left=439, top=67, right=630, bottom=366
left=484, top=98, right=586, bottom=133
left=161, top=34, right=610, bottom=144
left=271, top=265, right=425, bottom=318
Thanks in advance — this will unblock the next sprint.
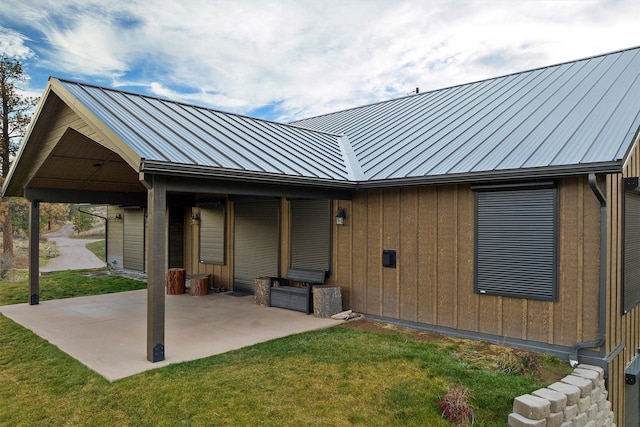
left=189, top=274, right=210, bottom=296
left=254, top=277, right=271, bottom=306
left=166, top=268, right=186, bottom=295
left=313, top=285, right=343, bottom=318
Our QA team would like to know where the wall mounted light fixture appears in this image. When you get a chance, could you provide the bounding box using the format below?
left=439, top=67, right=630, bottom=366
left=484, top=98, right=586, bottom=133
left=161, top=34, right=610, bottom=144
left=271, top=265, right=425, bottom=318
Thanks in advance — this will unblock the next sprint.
left=336, top=208, right=347, bottom=225
left=114, top=213, right=122, bottom=222
left=191, top=209, right=200, bottom=224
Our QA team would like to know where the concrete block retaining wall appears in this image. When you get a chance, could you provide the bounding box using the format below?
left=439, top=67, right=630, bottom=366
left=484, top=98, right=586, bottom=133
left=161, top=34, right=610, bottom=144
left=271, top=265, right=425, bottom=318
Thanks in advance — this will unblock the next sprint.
left=508, top=364, right=616, bottom=427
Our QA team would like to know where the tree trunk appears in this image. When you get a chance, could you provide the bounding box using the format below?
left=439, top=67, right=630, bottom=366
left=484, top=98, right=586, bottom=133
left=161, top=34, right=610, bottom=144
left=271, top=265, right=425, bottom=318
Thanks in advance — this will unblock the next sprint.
left=189, top=274, right=210, bottom=296
left=312, top=285, right=343, bottom=318
left=166, top=268, right=186, bottom=295
left=1, top=197, right=13, bottom=276
left=254, top=277, right=271, bottom=306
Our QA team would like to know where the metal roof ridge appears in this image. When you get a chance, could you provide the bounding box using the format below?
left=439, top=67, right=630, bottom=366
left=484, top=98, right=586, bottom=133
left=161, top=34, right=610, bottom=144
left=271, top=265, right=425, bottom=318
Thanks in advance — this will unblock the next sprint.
left=337, top=135, right=366, bottom=181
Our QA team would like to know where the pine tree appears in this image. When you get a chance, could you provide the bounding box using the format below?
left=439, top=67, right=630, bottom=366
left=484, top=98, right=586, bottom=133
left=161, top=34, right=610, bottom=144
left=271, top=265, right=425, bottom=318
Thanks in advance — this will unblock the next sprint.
left=0, top=55, right=38, bottom=273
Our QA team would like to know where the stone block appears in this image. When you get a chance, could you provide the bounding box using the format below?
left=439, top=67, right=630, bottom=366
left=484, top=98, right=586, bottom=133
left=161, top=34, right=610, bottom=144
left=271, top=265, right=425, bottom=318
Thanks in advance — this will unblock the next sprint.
left=572, top=368, right=600, bottom=387
left=597, top=398, right=611, bottom=412
left=572, top=412, right=587, bottom=427
left=533, top=388, right=567, bottom=413
left=546, top=411, right=564, bottom=427
left=576, top=364, right=604, bottom=381
left=563, top=404, right=578, bottom=421
left=593, top=390, right=605, bottom=403
left=595, top=412, right=608, bottom=425
left=587, top=404, right=598, bottom=421
left=577, top=396, right=591, bottom=413
left=560, top=422, right=573, bottom=427
left=513, top=394, right=551, bottom=420
left=549, top=382, right=581, bottom=405
left=561, top=375, right=592, bottom=397
left=584, top=421, right=595, bottom=427
left=508, top=412, right=546, bottom=427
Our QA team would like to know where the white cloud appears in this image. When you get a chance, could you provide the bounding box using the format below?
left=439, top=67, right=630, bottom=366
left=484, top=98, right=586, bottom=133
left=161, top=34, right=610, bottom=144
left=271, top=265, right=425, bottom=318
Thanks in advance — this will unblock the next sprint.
left=0, top=27, right=35, bottom=60
left=0, top=0, right=638, bottom=120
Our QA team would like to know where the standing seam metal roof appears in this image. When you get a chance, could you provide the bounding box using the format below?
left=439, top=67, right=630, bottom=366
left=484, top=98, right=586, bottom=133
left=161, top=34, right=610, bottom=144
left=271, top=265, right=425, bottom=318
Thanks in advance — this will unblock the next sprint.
left=292, top=46, right=640, bottom=182
left=56, top=79, right=352, bottom=181
left=47, top=46, right=640, bottom=187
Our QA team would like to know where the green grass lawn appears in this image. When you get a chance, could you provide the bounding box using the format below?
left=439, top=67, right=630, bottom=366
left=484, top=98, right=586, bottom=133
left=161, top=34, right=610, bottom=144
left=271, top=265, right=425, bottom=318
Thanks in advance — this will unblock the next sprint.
left=0, top=271, right=569, bottom=426
left=0, top=270, right=146, bottom=306
left=85, top=239, right=106, bottom=261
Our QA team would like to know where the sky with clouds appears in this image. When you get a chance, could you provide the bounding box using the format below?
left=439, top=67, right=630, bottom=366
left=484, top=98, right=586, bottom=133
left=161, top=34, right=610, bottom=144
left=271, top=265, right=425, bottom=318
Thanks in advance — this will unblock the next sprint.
left=0, top=0, right=638, bottom=122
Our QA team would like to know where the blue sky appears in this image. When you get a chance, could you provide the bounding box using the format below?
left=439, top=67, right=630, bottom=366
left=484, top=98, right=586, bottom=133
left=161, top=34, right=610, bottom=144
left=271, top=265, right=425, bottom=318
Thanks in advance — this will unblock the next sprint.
left=0, top=0, right=638, bottom=122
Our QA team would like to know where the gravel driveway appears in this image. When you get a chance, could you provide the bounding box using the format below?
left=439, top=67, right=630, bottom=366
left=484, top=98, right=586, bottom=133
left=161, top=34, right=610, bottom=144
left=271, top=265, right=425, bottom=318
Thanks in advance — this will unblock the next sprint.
left=41, top=224, right=106, bottom=272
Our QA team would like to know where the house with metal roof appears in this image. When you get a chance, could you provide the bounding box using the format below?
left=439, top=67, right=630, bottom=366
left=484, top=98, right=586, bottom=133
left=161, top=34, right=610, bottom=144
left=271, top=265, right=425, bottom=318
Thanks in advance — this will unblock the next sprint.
left=3, top=46, right=640, bottom=424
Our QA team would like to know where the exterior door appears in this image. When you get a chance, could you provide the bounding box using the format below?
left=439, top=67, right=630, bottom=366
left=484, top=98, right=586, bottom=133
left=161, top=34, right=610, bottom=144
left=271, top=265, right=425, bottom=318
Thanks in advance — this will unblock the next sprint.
left=233, top=200, right=279, bottom=294
left=123, top=208, right=145, bottom=272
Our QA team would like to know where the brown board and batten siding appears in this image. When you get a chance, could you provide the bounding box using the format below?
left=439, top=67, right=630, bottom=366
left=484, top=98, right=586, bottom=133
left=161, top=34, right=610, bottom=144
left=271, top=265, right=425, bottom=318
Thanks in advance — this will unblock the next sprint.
left=609, top=135, right=640, bottom=425
left=330, top=177, right=601, bottom=348
left=106, top=206, right=124, bottom=268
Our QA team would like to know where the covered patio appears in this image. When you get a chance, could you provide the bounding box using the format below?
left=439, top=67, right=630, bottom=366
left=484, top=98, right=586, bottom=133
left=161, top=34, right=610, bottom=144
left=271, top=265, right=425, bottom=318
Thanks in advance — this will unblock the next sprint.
left=0, top=290, right=338, bottom=381
left=2, top=78, right=353, bottom=365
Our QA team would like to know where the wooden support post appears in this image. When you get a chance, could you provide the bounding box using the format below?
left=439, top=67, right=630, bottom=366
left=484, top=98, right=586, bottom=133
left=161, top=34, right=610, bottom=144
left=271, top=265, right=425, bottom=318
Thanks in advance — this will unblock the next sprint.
left=28, top=200, right=40, bottom=305
left=189, top=274, right=210, bottom=296
left=166, top=268, right=186, bottom=294
left=145, top=175, right=166, bottom=362
left=254, top=277, right=271, bottom=306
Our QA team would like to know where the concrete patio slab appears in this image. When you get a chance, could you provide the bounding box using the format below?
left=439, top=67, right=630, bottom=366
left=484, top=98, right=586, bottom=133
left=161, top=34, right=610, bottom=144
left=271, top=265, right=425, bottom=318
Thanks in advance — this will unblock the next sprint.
left=0, top=290, right=339, bottom=381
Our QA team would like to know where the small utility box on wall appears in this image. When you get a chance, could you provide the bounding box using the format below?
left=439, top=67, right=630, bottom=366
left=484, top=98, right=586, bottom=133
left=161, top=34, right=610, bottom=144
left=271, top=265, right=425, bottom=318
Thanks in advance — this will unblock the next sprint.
left=382, top=250, right=396, bottom=268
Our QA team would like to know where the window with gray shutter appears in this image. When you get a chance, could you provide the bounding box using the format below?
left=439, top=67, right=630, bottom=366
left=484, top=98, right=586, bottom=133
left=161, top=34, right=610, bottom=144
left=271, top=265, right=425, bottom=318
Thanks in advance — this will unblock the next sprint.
left=200, top=207, right=225, bottom=264
left=624, top=191, right=640, bottom=313
left=474, top=183, right=557, bottom=301
left=290, top=199, right=330, bottom=271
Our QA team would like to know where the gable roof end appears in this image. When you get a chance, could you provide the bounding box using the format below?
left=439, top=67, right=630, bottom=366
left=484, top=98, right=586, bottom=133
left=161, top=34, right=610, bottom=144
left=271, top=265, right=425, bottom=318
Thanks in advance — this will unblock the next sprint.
left=54, top=79, right=354, bottom=183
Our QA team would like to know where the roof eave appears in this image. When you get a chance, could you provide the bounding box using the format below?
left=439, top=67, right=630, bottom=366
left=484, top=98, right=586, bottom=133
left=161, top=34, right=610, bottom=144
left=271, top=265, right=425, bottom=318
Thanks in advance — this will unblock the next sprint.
left=356, top=162, right=624, bottom=189
left=139, top=160, right=358, bottom=190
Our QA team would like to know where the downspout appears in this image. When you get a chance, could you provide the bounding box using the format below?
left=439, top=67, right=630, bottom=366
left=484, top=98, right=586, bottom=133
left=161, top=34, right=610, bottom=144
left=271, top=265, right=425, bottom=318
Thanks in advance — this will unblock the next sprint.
left=77, top=206, right=109, bottom=269
left=570, top=173, right=607, bottom=367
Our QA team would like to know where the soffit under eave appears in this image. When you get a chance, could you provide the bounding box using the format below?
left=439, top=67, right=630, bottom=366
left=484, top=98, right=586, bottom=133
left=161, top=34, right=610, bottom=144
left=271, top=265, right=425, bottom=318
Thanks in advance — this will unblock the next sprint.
left=3, top=85, right=143, bottom=198
left=48, top=78, right=142, bottom=173
left=29, top=127, right=145, bottom=194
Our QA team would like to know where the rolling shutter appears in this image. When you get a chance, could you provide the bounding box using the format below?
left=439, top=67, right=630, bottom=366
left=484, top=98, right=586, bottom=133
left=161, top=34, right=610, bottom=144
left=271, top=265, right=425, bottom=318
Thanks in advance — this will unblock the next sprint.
left=475, top=185, right=557, bottom=301
left=200, top=207, right=225, bottom=264
left=624, top=191, right=640, bottom=313
left=123, top=208, right=145, bottom=272
left=233, top=200, right=279, bottom=294
left=290, top=199, right=330, bottom=271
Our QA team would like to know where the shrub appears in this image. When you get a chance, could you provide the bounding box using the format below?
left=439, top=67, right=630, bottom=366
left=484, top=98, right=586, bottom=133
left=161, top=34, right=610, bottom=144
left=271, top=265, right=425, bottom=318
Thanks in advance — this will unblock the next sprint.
left=496, top=352, right=540, bottom=376
left=437, top=385, right=474, bottom=426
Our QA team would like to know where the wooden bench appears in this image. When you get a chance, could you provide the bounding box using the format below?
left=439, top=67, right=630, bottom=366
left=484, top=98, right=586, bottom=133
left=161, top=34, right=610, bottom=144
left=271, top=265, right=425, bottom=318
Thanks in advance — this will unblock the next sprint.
left=270, top=268, right=325, bottom=314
